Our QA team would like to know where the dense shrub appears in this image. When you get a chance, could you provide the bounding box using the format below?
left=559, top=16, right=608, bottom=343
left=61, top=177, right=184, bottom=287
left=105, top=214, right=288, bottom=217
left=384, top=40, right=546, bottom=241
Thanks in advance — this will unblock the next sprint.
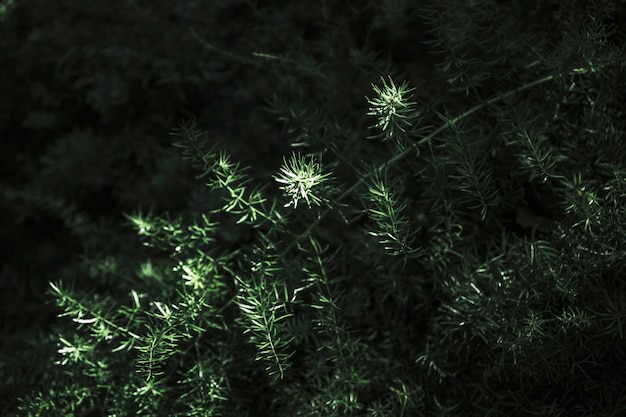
left=2, top=0, right=626, bottom=416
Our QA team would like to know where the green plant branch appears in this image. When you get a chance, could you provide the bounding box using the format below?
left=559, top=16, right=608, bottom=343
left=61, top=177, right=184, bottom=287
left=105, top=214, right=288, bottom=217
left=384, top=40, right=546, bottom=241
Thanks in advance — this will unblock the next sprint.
left=278, top=62, right=623, bottom=259
left=50, top=282, right=142, bottom=340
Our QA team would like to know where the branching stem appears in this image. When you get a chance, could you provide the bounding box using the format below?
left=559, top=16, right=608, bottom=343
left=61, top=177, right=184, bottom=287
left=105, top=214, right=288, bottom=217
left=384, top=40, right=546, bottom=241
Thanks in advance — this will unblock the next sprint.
left=277, top=64, right=616, bottom=258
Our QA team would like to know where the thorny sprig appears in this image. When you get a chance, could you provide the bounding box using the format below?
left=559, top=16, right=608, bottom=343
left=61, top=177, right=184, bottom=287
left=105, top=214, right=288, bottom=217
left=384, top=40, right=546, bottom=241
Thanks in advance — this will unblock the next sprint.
left=274, top=152, right=333, bottom=209
left=366, top=76, right=419, bottom=141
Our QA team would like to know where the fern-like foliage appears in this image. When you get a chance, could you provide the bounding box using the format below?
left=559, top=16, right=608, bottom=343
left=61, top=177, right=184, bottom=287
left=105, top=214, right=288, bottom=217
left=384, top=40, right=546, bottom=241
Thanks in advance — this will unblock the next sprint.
left=11, top=1, right=626, bottom=417
left=235, top=245, right=296, bottom=383
left=362, top=166, right=422, bottom=261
